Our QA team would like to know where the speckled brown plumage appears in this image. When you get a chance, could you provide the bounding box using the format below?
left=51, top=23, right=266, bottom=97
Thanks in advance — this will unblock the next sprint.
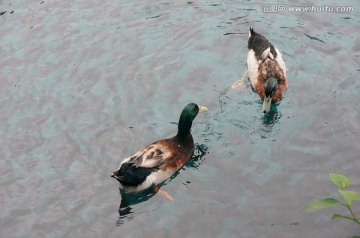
left=252, top=58, right=288, bottom=102
left=156, top=134, right=194, bottom=172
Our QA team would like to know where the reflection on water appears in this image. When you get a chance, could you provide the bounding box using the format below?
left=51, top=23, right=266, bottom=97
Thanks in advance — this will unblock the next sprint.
left=258, top=106, right=282, bottom=139
left=261, top=104, right=281, bottom=126
left=218, top=81, right=283, bottom=142
left=116, top=144, right=208, bottom=225
left=117, top=188, right=157, bottom=226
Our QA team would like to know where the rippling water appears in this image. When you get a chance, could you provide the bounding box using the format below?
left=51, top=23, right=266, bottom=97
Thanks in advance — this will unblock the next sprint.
left=1, top=0, right=359, bottom=237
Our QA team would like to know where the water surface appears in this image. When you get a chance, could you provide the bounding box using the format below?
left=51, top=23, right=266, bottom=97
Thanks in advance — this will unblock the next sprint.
left=1, top=0, right=360, bottom=237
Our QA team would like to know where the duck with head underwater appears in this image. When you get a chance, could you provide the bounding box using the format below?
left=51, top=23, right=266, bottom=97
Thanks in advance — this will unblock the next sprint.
left=247, top=27, right=288, bottom=113
left=111, top=103, right=207, bottom=195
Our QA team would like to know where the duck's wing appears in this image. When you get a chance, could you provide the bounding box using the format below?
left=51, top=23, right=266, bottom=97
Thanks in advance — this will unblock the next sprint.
left=122, top=143, right=173, bottom=169
left=274, top=47, right=287, bottom=77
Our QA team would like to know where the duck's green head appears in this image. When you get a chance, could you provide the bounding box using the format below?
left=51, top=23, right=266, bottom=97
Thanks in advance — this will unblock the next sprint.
left=262, top=78, right=278, bottom=113
left=177, top=103, right=207, bottom=138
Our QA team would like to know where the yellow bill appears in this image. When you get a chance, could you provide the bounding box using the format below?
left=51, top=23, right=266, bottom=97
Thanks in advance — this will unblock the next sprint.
left=262, top=97, right=272, bottom=113
left=199, top=106, right=208, bottom=113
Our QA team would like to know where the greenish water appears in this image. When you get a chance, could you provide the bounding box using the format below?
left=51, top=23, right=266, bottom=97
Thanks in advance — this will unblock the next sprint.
left=1, top=0, right=359, bottom=237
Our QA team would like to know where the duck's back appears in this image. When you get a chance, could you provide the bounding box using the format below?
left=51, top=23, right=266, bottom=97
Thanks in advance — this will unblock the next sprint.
left=253, top=59, right=288, bottom=102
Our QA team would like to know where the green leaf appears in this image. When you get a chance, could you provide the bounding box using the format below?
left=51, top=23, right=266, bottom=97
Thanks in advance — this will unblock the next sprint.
left=338, top=190, right=360, bottom=206
left=332, top=213, right=347, bottom=219
left=329, top=173, right=350, bottom=189
left=304, top=198, right=341, bottom=210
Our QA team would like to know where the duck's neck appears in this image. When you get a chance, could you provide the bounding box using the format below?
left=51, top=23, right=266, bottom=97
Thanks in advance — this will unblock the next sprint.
left=176, top=115, right=193, bottom=140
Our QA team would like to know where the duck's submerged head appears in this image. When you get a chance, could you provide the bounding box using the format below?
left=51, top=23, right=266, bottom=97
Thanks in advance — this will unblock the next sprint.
left=262, top=77, right=278, bottom=113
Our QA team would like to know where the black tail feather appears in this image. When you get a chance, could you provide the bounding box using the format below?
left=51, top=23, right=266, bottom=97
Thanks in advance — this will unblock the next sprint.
left=250, top=26, right=255, bottom=35
left=113, top=163, right=157, bottom=186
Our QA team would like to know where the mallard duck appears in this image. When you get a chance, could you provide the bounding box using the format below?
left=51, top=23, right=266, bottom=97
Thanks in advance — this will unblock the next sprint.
left=111, top=103, right=207, bottom=193
left=247, top=27, right=288, bottom=113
